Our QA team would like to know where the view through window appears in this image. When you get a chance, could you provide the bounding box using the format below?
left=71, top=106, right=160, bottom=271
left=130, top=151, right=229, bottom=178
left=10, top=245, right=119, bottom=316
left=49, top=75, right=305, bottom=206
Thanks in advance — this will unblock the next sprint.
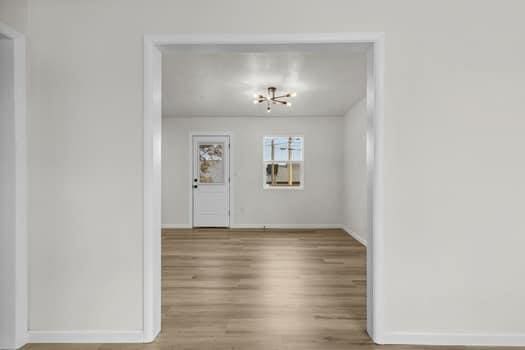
left=263, top=136, right=304, bottom=189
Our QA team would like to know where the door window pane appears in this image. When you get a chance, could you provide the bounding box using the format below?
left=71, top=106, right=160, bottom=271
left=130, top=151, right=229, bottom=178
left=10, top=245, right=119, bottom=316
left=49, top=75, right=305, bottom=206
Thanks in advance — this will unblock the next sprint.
left=199, top=143, right=224, bottom=183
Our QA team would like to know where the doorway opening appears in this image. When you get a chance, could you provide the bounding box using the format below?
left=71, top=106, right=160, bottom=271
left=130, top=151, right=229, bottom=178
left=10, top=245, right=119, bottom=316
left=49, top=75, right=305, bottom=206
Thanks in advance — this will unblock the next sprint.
left=144, top=33, right=384, bottom=344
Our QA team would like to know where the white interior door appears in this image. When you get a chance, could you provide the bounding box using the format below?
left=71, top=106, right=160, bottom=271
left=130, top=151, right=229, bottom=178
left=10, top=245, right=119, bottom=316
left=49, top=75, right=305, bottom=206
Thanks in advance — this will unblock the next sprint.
left=192, top=135, right=230, bottom=227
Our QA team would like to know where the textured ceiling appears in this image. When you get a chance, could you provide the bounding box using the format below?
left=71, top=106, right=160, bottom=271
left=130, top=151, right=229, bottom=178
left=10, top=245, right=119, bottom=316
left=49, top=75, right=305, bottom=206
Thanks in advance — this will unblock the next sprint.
left=162, top=43, right=368, bottom=118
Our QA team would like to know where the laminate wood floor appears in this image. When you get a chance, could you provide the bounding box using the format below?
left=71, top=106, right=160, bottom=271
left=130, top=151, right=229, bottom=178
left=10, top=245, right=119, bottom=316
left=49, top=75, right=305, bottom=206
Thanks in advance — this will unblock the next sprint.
left=24, top=229, right=512, bottom=350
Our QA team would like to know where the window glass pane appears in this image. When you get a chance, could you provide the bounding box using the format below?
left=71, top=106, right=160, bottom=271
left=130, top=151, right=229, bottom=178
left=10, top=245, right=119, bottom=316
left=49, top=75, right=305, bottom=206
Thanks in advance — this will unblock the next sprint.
left=263, top=136, right=303, bottom=161
left=199, top=143, right=224, bottom=183
left=265, top=162, right=302, bottom=187
left=289, top=137, right=303, bottom=161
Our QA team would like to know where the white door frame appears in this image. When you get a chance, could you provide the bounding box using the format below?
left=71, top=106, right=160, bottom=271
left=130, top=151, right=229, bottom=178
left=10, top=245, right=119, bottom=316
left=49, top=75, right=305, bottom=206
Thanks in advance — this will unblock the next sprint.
left=143, top=33, right=385, bottom=343
left=0, top=21, right=27, bottom=349
left=188, top=131, right=234, bottom=228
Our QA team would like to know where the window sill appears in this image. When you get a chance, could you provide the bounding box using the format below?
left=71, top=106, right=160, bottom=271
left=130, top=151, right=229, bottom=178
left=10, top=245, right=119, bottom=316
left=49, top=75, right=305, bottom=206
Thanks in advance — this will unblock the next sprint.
left=263, top=186, right=304, bottom=191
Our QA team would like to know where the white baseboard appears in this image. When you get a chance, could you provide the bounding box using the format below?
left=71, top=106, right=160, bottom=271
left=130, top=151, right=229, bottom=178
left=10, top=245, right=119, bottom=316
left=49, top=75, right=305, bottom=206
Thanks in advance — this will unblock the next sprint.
left=28, top=330, right=144, bottom=343
left=163, top=223, right=342, bottom=230
left=382, top=331, right=525, bottom=347
left=163, top=223, right=362, bottom=234
left=341, top=225, right=367, bottom=247
left=0, top=335, right=29, bottom=350
left=162, top=223, right=368, bottom=247
left=162, top=223, right=191, bottom=229
left=229, top=224, right=342, bottom=229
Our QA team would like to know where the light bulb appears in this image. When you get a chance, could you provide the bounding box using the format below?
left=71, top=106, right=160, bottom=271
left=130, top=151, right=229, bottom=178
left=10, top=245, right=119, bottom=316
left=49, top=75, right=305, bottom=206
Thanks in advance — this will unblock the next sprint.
left=286, top=102, right=292, bottom=107
left=267, top=107, right=271, bottom=113
left=290, top=92, right=297, bottom=97
left=253, top=93, right=259, bottom=98
left=253, top=100, right=259, bottom=104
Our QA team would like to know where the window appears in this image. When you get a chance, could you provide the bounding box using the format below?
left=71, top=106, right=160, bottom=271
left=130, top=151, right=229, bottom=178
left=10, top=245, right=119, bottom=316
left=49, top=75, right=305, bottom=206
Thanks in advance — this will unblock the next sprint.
left=198, top=143, right=224, bottom=184
left=263, top=136, right=304, bottom=189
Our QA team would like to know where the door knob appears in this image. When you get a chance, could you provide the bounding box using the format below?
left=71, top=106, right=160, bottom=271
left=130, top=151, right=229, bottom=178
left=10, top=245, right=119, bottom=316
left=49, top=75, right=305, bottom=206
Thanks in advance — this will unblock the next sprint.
left=193, top=184, right=198, bottom=189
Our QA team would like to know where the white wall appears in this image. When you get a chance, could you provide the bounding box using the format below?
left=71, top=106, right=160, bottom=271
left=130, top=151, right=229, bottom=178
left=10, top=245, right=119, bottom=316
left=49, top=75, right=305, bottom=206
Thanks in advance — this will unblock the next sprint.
left=25, top=0, right=525, bottom=345
left=0, top=0, right=28, bottom=34
left=0, top=36, right=15, bottom=350
left=162, top=117, right=343, bottom=227
left=342, top=98, right=368, bottom=245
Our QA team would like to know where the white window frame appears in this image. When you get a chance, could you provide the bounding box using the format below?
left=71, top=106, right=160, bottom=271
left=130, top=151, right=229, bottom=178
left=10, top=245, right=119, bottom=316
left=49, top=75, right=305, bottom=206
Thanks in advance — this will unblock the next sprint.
left=262, top=135, right=305, bottom=190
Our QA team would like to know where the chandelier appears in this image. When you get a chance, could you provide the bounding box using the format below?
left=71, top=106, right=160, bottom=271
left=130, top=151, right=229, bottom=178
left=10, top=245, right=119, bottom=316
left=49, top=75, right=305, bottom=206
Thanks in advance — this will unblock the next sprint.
left=253, top=87, right=297, bottom=113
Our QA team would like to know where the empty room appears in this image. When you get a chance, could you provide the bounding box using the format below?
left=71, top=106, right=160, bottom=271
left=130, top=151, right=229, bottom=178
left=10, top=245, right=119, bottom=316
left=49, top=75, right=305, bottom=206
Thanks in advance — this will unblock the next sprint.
left=159, top=43, right=371, bottom=348
left=1, top=1, right=525, bottom=350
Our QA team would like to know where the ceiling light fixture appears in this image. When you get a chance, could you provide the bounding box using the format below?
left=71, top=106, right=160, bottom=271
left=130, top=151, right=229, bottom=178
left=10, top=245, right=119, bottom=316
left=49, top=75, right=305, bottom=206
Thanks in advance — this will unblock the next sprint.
left=253, top=87, right=296, bottom=113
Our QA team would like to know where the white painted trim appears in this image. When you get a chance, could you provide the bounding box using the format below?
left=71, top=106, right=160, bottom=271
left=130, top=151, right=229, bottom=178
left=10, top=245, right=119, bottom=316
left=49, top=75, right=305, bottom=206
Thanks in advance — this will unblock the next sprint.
left=230, top=224, right=342, bottom=229
left=13, top=33, right=27, bottom=350
left=28, top=331, right=144, bottom=343
left=0, top=21, right=27, bottom=350
left=148, top=32, right=383, bottom=46
left=0, top=22, right=23, bottom=39
left=162, top=224, right=192, bottom=229
left=189, top=131, right=234, bottom=228
left=163, top=223, right=356, bottom=232
left=382, top=332, right=525, bottom=347
left=143, top=37, right=162, bottom=343
left=187, top=133, right=193, bottom=226
left=341, top=226, right=368, bottom=247
left=144, top=32, right=385, bottom=344
left=369, top=35, right=385, bottom=343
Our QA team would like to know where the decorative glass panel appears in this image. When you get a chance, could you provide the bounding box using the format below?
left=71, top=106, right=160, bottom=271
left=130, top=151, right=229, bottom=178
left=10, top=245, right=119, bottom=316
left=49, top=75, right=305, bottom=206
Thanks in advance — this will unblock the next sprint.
left=199, top=143, right=224, bottom=183
left=263, top=136, right=303, bottom=161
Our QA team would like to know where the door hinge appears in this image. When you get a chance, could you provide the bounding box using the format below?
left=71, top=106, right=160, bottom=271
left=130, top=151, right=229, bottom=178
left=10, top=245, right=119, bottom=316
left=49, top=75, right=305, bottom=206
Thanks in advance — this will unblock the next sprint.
left=228, top=143, right=231, bottom=149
